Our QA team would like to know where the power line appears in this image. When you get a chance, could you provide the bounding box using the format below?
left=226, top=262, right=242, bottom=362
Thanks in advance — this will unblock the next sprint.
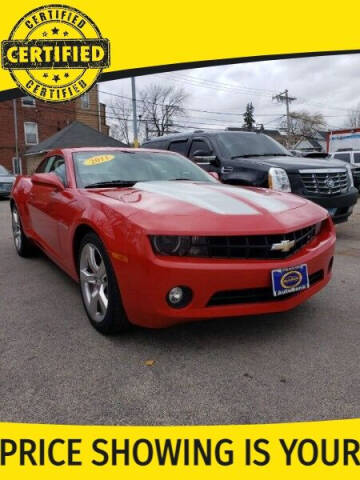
left=164, top=72, right=276, bottom=97
left=161, top=72, right=360, bottom=116
left=100, top=89, right=248, bottom=116
left=125, top=71, right=360, bottom=116
left=164, top=74, right=274, bottom=99
left=0, top=101, right=270, bottom=132
left=100, top=89, right=290, bottom=124
left=3, top=98, right=349, bottom=135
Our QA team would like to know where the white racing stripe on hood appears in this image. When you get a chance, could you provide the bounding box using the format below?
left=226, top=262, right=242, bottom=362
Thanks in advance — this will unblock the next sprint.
left=135, top=181, right=259, bottom=215
left=211, top=184, right=291, bottom=213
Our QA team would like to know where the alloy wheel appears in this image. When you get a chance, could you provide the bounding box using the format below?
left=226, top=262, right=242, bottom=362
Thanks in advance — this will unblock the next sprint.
left=79, top=243, right=109, bottom=322
left=12, top=207, right=22, bottom=251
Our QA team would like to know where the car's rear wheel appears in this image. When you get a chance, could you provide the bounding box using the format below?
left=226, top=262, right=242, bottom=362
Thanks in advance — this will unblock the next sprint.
left=11, top=205, right=35, bottom=257
left=78, top=232, right=130, bottom=334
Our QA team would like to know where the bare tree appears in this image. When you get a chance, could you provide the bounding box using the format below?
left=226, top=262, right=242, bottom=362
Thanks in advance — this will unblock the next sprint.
left=139, top=84, right=188, bottom=137
left=282, top=110, right=327, bottom=137
left=108, top=96, right=132, bottom=145
left=346, top=104, right=360, bottom=128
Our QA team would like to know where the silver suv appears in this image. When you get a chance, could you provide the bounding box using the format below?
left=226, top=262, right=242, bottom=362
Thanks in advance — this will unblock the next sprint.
left=329, top=151, right=360, bottom=190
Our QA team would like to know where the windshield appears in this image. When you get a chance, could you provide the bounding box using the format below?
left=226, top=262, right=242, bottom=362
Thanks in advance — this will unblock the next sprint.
left=73, top=150, right=217, bottom=188
left=216, top=132, right=290, bottom=158
left=0, top=165, right=10, bottom=175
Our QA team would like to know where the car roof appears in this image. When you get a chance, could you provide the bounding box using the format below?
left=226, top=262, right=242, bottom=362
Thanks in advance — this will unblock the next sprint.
left=143, top=132, right=201, bottom=143
left=142, top=130, right=260, bottom=144
left=49, top=146, right=184, bottom=155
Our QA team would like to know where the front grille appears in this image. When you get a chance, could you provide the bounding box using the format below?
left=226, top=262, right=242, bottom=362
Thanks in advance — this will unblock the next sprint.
left=299, top=169, right=349, bottom=195
left=0, top=183, right=12, bottom=191
left=207, top=270, right=324, bottom=307
left=205, top=224, right=317, bottom=260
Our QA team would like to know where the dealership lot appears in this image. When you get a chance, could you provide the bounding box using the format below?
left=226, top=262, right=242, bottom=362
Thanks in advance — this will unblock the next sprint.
left=0, top=198, right=359, bottom=426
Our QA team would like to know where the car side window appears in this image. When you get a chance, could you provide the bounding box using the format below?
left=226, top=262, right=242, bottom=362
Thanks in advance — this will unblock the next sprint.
left=48, top=156, right=67, bottom=186
left=334, top=153, right=351, bottom=163
left=168, top=140, right=188, bottom=156
left=189, top=139, right=212, bottom=160
left=354, top=153, right=360, bottom=163
left=35, top=156, right=55, bottom=173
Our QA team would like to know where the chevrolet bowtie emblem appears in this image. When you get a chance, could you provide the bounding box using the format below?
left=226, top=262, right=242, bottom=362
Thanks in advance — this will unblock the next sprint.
left=271, top=239, right=295, bottom=253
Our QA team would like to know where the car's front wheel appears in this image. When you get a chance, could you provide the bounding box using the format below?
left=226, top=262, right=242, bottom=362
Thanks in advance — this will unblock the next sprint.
left=78, top=232, right=130, bottom=334
left=11, top=204, right=36, bottom=257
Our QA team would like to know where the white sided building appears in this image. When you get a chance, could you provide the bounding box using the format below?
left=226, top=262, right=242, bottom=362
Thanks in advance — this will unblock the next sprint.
left=327, top=128, right=360, bottom=153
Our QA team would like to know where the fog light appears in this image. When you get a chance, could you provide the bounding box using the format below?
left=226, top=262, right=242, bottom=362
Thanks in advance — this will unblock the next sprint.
left=168, top=287, right=183, bottom=304
left=166, top=286, right=192, bottom=309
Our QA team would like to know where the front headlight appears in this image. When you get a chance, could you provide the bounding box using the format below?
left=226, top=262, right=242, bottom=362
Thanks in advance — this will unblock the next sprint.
left=150, top=236, right=209, bottom=256
left=346, top=164, right=354, bottom=188
left=268, top=167, right=291, bottom=192
left=151, top=236, right=192, bottom=256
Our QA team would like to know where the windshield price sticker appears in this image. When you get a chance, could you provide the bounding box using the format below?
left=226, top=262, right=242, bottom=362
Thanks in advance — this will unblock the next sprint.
left=83, top=155, right=115, bottom=166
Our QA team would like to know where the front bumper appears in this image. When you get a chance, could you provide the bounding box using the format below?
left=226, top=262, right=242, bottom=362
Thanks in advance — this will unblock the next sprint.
left=301, top=187, right=358, bottom=224
left=115, top=226, right=336, bottom=328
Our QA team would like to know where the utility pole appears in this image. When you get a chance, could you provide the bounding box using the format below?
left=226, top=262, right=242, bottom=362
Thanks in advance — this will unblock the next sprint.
left=164, top=105, right=169, bottom=134
left=273, top=89, right=296, bottom=145
left=131, top=77, right=139, bottom=147
left=12, top=99, right=20, bottom=174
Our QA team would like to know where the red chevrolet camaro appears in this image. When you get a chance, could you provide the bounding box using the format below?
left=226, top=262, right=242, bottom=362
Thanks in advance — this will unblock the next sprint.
left=11, top=147, right=335, bottom=334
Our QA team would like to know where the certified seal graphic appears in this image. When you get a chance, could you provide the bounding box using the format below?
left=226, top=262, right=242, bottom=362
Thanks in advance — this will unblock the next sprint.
left=1, top=4, right=110, bottom=102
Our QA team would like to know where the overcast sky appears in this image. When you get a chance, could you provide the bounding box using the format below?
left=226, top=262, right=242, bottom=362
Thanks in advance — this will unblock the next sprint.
left=99, top=53, right=360, bottom=139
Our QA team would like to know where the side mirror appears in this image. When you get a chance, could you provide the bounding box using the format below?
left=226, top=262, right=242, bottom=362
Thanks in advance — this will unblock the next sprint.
left=192, top=149, right=212, bottom=158
left=209, top=171, right=220, bottom=181
left=32, top=173, right=64, bottom=191
left=192, top=150, right=218, bottom=165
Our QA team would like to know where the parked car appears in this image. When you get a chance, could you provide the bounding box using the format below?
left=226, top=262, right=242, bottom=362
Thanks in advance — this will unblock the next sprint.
left=0, top=164, right=15, bottom=198
left=329, top=150, right=360, bottom=190
left=11, top=147, right=335, bottom=334
left=142, top=131, right=358, bottom=223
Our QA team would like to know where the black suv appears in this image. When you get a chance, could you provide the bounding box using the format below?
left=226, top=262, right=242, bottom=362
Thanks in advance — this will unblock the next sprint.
left=142, top=131, right=358, bottom=223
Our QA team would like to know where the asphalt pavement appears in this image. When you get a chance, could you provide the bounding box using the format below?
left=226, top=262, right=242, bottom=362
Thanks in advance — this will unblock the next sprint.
left=0, top=198, right=359, bottom=425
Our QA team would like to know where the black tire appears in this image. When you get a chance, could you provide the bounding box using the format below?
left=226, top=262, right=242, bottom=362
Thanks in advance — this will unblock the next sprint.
left=11, top=204, right=36, bottom=257
left=78, top=232, right=130, bottom=334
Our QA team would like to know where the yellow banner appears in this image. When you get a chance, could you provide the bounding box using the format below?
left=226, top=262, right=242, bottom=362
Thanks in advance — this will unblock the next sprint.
left=0, top=0, right=359, bottom=96
left=1, top=420, right=360, bottom=478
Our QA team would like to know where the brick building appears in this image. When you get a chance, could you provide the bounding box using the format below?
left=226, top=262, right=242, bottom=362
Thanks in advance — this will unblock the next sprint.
left=0, top=84, right=110, bottom=174
left=75, top=87, right=109, bottom=134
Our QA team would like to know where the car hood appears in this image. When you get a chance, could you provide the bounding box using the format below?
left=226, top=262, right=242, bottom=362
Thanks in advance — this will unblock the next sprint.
left=93, top=181, right=327, bottom=235
left=242, top=155, right=347, bottom=172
